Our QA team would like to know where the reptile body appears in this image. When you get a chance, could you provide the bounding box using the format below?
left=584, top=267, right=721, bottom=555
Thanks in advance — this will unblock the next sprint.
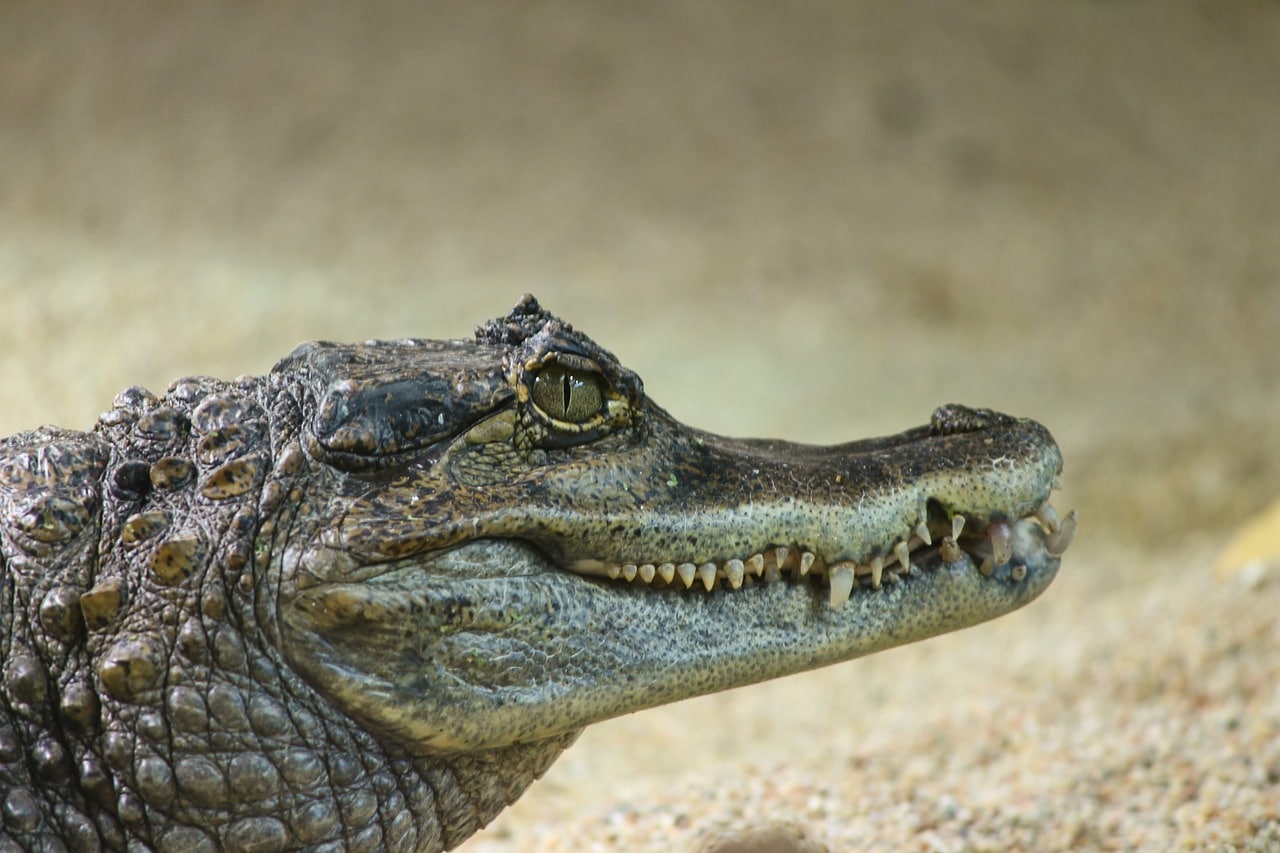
left=0, top=295, right=1074, bottom=851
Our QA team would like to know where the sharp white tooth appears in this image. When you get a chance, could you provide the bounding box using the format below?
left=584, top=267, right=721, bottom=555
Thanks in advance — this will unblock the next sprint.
left=798, top=551, right=816, bottom=577
left=622, top=564, right=638, bottom=582
left=639, top=564, right=656, bottom=583
left=828, top=564, right=855, bottom=610
left=747, top=554, right=765, bottom=576
left=951, top=515, right=966, bottom=540
left=1046, top=509, right=1078, bottom=556
left=869, top=556, right=884, bottom=589
left=894, top=541, right=911, bottom=570
left=1036, top=502, right=1061, bottom=533
left=940, top=536, right=963, bottom=563
left=567, top=559, right=610, bottom=577
left=725, top=559, right=745, bottom=589
left=698, top=563, right=717, bottom=591
left=764, top=564, right=782, bottom=583
left=774, top=546, right=790, bottom=571
left=989, top=522, right=1013, bottom=565
left=607, top=564, right=622, bottom=580
left=677, top=563, right=696, bottom=588
left=915, top=521, right=932, bottom=546
left=979, top=557, right=994, bottom=576
left=659, top=563, right=676, bottom=583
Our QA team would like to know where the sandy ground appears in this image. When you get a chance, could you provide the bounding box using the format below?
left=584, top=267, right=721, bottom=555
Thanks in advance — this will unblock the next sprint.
left=2, top=3, right=1278, bottom=850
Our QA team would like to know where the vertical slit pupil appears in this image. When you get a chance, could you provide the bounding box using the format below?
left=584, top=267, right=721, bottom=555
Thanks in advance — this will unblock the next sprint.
left=561, top=372, right=572, bottom=413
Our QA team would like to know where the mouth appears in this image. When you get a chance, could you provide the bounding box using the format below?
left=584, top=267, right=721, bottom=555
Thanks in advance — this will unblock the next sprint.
left=563, top=498, right=1077, bottom=609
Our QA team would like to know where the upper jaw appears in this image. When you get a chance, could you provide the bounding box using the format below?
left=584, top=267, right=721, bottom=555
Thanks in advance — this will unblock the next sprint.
left=536, top=404, right=1072, bottom=609
left=294, top=403, right=1073, bottom=612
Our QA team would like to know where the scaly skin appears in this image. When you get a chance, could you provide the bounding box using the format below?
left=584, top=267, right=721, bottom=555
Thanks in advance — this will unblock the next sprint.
left=0, top=295, right=1073, bottom=851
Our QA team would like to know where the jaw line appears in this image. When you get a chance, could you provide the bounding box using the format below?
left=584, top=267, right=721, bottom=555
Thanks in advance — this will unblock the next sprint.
left=299, top=509, right=1064, bottom=609
left=549, top=510, right=1067, bottom=609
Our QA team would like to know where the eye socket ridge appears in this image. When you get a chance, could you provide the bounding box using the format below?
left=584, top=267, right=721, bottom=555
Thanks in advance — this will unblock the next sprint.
left=530, top=362, right=605, bottom=424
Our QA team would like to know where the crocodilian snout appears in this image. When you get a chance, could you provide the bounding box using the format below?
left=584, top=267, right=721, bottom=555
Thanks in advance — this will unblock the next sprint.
left=529, top=404, right=1073, bottom=610
left=278, top=403, right=1073, bottom=754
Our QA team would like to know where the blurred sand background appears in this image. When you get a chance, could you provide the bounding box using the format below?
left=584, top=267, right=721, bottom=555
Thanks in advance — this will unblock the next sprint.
left=1, top=3, right=1278, bottom=849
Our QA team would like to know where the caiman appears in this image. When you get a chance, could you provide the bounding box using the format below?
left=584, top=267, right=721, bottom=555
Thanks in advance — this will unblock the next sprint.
left=0, top=295, right=1075, bottom=852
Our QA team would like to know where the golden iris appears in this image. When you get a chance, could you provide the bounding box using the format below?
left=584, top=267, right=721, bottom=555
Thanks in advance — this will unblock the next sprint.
left=531, top=365, right=604, bottom=423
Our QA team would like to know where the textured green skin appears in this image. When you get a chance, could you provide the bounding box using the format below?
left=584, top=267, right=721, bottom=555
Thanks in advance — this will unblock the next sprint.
left=0, top=295, right=1064, bottom=851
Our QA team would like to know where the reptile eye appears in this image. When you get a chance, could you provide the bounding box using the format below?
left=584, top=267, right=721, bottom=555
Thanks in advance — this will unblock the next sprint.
left=531, top=365, right=604, bottom=424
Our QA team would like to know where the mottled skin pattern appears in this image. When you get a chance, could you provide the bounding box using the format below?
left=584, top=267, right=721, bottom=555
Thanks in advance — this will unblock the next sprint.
left=0, top=296, right=1070, bottom=851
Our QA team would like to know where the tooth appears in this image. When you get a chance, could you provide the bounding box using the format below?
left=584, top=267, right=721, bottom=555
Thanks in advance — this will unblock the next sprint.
left=869, top=556, right=884, bottom=589
left=764, top=564, right=782, bottom=583
left=1010, top=564, right=1027, bottom=581
left=1046, top=510, right=1078, bottom=556
left=748, top=554, right=765, bottom=576
left=622, top=564, right=638, bottom=582
left=828, top=564, right=855, bottom=609
left=989, top=522, right=1013, bottom=565
left=894, top=541, right=911, bottom=571
left=607, top=564, right=622, bottom=580
left=639, top=564, right=656, bottom=583
left=979, top=557, right=994, bottom=576
left=940, top=536, right=962, bottom=563
left=725, top=559, right=745, bottom=589
left=698, top=563, right=717, bottom=591
left=798, top=551, right=815, bottom=577
left=1036, top=502, right=1061, bottom=533
left=951, top=515, right=966, bottom=540
left=1052, top=476, right=1063, bottom=491
left=677, top=563, right=696, bottom=588
left=774, top=546, right=790, bottom=571
left=915, top=521, right=932, bottom=546
left=659, top=563, right=675, bottom=584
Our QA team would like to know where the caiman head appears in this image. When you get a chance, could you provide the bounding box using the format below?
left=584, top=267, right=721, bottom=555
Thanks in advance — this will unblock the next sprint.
left=269, top=295, right=1074, bottom=754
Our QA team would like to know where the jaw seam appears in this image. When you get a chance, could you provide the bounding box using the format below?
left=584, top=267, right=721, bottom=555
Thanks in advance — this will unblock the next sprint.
left=563, top=502, right=1074, bottom=609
